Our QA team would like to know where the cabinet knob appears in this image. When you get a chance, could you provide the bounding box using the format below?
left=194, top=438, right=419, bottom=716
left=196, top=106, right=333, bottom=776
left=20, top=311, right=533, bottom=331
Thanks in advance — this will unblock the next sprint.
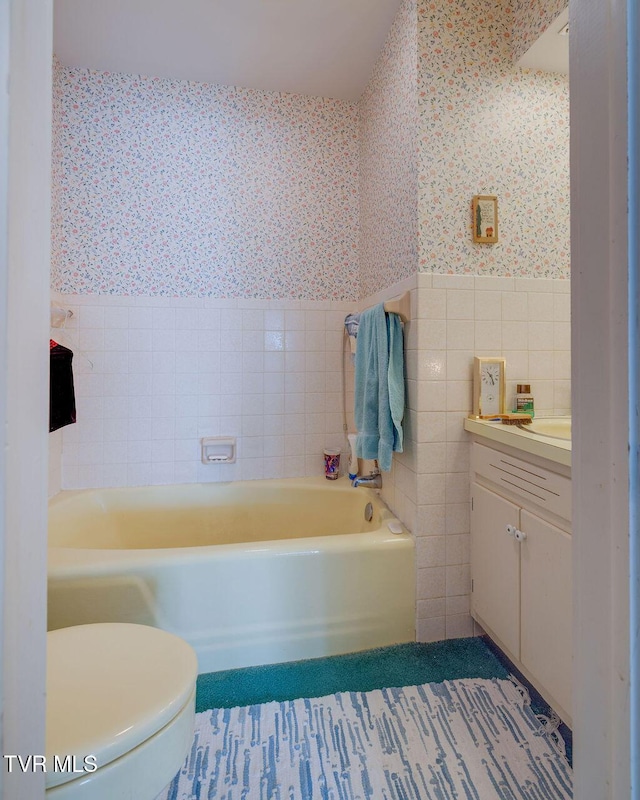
left=506, top=524, right=527, bottom=542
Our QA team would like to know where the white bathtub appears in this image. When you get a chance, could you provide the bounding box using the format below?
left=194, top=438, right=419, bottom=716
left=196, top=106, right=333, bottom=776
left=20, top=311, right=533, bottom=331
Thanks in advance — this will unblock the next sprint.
left=48, top=477, right=415, bottom=673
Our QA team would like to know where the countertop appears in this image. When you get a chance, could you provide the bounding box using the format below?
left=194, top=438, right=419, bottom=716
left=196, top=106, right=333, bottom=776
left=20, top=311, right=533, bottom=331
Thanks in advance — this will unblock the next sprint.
left=463, top=416, right=571, bottom=468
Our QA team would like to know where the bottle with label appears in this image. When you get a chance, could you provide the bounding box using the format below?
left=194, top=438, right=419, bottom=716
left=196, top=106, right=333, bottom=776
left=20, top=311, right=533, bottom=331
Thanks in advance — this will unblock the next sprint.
left=515, top=384, right=535, bottom=417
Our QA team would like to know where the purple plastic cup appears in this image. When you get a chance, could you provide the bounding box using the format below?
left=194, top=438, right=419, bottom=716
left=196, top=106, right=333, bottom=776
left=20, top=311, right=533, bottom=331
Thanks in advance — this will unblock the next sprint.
left=323, top=448, right=341, bottom=480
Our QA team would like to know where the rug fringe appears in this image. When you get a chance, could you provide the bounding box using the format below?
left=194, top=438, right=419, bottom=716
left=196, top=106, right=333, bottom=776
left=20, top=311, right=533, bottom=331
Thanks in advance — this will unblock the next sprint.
left=507, top=673, right=567, bottom=759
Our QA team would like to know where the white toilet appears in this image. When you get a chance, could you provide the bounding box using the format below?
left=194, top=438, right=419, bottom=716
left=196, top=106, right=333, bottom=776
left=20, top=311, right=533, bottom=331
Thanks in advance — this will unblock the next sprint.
left=46, top=623, right=197, bottom=799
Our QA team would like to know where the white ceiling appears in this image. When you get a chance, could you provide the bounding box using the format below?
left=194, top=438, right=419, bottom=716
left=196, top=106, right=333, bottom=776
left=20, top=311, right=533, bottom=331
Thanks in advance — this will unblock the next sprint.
left=517, top=8, right=569, bottom=75
left=53, top=0, right=404, bottom=102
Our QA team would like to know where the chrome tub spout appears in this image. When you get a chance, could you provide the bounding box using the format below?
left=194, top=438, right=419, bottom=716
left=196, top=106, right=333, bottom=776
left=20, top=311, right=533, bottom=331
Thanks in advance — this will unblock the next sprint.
left=352, top=470, right=382, bottom=489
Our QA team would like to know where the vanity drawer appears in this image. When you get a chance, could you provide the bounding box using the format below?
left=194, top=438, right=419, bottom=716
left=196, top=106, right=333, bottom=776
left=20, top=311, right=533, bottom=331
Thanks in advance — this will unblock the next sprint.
left=471, top=442, right=571, bottom=522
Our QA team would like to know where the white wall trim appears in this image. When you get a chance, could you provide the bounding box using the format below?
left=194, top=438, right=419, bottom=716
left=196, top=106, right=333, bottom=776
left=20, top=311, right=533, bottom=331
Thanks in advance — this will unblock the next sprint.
left=627, top=0, right=640, bottom=791
left=3, top=1, right=53, bottom=795
left=570, top=0, right=632, bottom=796
left=0, top=0, right=11, bottom=787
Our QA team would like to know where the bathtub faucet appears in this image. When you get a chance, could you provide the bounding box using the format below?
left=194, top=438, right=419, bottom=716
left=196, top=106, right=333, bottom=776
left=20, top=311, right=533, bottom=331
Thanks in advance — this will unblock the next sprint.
left=352, top=470, right=382, bottom=489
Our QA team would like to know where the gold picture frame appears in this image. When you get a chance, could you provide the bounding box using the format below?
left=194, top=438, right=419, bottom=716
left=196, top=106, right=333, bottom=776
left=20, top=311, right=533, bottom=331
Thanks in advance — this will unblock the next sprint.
left=472, top=195, right=498, bottom=243
left=472, top=356, right=506, bottom=418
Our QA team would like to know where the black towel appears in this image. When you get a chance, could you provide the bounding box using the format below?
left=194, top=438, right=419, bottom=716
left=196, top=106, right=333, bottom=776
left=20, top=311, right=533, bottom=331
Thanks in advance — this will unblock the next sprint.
left=49, top=340, right=76, bottom=432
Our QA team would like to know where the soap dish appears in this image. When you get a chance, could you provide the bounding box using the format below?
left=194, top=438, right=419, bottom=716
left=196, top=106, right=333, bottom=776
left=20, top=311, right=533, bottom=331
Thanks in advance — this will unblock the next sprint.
left=201, top=437, right=236, bottom=464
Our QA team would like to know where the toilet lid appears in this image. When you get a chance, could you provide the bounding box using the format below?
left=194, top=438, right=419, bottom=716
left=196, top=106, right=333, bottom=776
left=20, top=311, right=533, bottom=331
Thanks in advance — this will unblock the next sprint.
left=46, top=623, right=197, bottom=789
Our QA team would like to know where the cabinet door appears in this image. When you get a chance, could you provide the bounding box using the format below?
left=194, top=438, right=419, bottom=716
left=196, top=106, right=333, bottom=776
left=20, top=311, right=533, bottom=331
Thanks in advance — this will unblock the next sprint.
left=520, top=510, right=572, bottom=717
left=470, top=482, right=521, bottom=658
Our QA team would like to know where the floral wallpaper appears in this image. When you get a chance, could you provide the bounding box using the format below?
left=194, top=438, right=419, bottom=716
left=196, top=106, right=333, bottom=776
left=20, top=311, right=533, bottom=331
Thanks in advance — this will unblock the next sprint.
left=359, top=0, right=418, bottom=299
left=52, top=0, right=570, bottom=297
left=51, top=64, right=360, bottom=299
left=509, top=0, right=568, bottom=64
left=417, top=0, right=570, bottom=279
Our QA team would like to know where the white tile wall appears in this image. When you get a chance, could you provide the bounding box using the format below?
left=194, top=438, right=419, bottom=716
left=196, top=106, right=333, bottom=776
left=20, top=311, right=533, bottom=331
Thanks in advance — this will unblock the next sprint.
left=50, top=274, right=571, bottom=647
left=414, top=273, right=571, bottom=642
left=48, top=429, right=62, bottom=497
left=53, top=294, right=356, bottom=489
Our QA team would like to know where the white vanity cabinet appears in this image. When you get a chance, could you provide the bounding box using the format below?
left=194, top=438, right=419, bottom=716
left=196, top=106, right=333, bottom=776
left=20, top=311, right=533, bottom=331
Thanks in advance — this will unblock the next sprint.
left=469, top=440, right=572, bottom=724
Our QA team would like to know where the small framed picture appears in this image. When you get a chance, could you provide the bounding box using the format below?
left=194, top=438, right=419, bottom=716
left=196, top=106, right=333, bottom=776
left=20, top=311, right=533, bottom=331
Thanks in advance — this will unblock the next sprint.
left=472, top=195, right=498, bottom=243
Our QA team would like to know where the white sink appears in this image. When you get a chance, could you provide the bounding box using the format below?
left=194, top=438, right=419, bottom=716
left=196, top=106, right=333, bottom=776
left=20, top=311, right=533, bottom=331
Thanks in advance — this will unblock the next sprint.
left=525, top=416, right=571, bottom=440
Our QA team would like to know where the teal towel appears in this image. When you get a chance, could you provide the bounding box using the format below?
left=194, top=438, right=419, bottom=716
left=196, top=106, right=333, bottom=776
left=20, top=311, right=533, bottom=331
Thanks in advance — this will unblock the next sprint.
left=388, top=314, right=405, bottom=455
left=354, top=304, right=405, bottom=472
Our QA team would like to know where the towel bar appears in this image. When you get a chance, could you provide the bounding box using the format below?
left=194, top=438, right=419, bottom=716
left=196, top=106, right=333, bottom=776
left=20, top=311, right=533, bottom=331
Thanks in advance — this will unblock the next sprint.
left=382, top=291, right=410, bottom=323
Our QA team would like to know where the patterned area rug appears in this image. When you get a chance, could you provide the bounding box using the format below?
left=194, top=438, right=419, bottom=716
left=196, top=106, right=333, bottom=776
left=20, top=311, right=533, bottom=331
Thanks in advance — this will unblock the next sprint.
left=158, top=677, right=572, bottom=799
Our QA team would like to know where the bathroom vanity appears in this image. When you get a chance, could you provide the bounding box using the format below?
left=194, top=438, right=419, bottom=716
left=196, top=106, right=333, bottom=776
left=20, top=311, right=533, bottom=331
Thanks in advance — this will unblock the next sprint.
left=464, top=417, right=572, bottom=725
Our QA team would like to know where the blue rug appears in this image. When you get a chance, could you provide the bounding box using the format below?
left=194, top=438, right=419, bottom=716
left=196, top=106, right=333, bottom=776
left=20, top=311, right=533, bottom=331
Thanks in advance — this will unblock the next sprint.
left=158, top=676, right=572, bottom=799
left=195, top=639, right=510, bottom=711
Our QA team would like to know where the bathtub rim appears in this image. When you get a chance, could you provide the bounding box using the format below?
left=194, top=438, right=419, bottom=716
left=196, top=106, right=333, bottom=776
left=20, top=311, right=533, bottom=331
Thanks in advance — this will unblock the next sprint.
left=48, top=474, right=385, bottom=510
left=48, top=477, right=411, bottom=577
